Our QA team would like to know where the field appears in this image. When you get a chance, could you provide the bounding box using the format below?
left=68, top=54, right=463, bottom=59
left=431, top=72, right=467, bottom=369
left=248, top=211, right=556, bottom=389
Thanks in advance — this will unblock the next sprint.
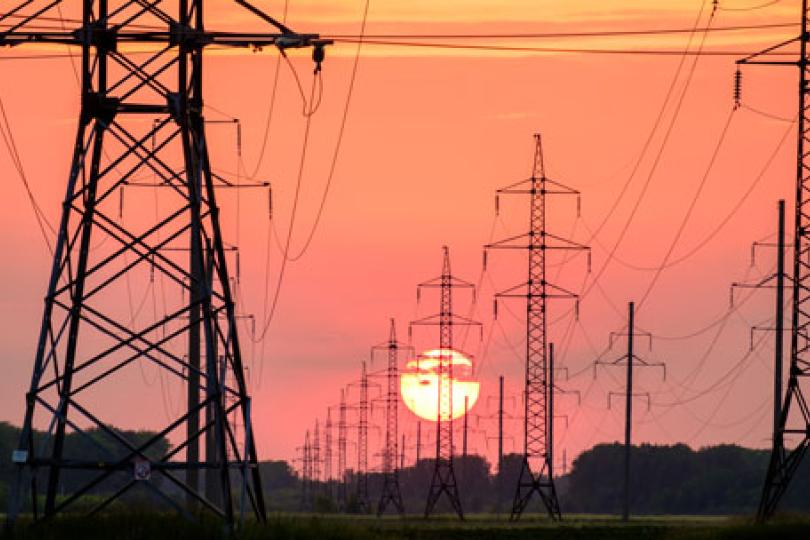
left=3, top=513, right=810, bottom=540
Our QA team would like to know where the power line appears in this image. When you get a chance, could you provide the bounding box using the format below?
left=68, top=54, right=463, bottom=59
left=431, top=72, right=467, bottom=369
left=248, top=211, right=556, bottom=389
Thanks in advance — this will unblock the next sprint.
left=327, top=38, right=795, bottom=56
left=602, top=2, right=719, bottom=316
left=585, top=113, right=795, bottom=284
left=635, top=107, right=737, bottom=310
left=718, top=0, right=785, bottom=11
left=245, top=0, right=289, bottom=180
left=568, top=0, right=715, bottom=322
left=286, top=0, right=370, bottom=261
left=324, top=21, right=796, bottom=40
left=0, top=94, right=54, bottom=253
left=254, top=74, right=320, bottom=342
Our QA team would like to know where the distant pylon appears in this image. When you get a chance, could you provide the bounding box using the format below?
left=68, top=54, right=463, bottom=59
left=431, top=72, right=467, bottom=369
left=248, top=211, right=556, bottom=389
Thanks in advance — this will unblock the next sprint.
left=313, top=420, right=321, bottom=485
left=485, top=133, right=590, bottom=521
left=338, top=389, right=348, bottom=510
left=301, top=430, right=312, bottom=510
left=325, top=408, right=334, bottom=498
left=737, top=2, right=810, bottom=521
left=374, top=319, right=410, bottom=516
left=357, top=361, right=370, bottom=512
left=411, top=246, right=482, bottom=519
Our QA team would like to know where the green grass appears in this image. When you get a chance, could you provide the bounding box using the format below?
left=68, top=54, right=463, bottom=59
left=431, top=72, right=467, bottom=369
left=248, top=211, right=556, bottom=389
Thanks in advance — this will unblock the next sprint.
left=2, top=513, right=810, bottom=540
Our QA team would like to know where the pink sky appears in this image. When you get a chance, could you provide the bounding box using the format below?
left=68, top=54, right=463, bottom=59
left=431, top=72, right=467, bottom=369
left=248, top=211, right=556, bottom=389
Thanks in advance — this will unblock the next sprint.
left=0, top=0, right=802, bottom=474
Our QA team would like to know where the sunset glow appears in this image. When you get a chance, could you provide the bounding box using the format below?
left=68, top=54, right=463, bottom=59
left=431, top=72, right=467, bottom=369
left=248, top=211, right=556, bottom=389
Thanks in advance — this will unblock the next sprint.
left=400, top=349, right=480, bottom=422
left=0, top=0, right=801, bottom=477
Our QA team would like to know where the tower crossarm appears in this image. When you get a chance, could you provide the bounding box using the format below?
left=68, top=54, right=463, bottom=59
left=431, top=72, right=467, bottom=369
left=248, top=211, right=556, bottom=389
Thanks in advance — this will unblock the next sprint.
left=0, top=0, right=329, bottom=50
left=485, top=232, right=589, bottom=252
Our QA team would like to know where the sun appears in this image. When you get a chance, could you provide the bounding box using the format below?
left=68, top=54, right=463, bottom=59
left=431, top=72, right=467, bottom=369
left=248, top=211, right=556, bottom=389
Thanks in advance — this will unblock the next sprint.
left=400, top=348, right=480, bottom=421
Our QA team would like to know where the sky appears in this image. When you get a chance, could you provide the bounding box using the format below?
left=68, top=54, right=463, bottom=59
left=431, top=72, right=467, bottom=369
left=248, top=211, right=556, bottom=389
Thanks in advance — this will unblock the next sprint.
left=0, top=0, right=804, bottom=476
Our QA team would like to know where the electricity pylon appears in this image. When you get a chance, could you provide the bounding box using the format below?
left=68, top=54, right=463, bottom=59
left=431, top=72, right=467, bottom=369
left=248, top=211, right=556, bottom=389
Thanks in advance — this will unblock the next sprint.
left=410, top=246, right=482, bottom=519
left=485, top=133, right=589, bottom=520
left=300, top=430, right=312, bottom=511
left=594, top=302, right=664, bottom=522
left=372, top=319, right=411, bottom=516
left=324, top=408, right=333, bottom=499
left=1, top=0, right=328, bottom=528
left=338, top=388, right=348, bottom=510
left=353, top=361, right=371, bottom=513
left=313, top=420, right=321, bottom=486
left=737, top=2, right=810, bottom=520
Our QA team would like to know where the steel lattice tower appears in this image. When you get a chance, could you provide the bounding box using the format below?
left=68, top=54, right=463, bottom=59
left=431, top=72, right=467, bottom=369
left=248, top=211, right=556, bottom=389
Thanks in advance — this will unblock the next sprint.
left=324, top=408, right=333, bottom=497
left=411, top=246, right=481, bottom=519
left=1, top=0, right=327, bottom=528
left=374, top=319, right=408, bottom=516
left=337, top=388, right=348, bottom=509
left=485, top=134, right=588, bottom=520
left=356, top=361, right=370, bottom=512
left=739, top=1, right=810, bottom=520
left=313, top=420, right=321, bottom=485
left=300, top=430, right=312, bottom=511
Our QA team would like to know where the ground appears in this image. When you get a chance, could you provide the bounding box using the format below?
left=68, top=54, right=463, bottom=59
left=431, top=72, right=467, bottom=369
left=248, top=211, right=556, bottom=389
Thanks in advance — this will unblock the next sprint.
left=3, top=513, right=810, bottom=540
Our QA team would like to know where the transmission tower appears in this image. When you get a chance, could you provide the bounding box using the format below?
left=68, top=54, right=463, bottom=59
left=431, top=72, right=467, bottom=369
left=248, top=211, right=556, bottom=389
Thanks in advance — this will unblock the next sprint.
left=737, top=2, right=810, bottom=520
left=595, top=302, right=664, bottom=522
left=325, top=408, right=333, bottom=499
left=300, top=430, right=312, bottom=511
left=372, top=319, right=410, bottom=516
left=357, top=361, right=370, bottom=512
left=410, top=246, right=482, bottom=520
left=338, top=388, right=348, bottom=510
left=485, top=133, right=589, bottom=521
left=313, top=420, right=321, bottom=486
left=2, top=0, right=329, bottom=528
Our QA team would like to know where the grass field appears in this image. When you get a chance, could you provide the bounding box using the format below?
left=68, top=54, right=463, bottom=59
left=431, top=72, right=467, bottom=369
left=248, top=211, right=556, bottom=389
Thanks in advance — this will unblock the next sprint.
left=2, top=513, right=810, bottom=540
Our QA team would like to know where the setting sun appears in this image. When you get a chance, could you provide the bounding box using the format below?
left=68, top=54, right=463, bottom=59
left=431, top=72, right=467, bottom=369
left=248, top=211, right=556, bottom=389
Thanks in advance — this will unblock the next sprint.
left=400, top=349, right=480, bottom=422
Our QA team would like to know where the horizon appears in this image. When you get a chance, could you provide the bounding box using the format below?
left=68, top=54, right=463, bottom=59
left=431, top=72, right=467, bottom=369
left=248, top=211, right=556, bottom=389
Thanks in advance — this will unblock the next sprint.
left=0, top=0, right=801, bottom=491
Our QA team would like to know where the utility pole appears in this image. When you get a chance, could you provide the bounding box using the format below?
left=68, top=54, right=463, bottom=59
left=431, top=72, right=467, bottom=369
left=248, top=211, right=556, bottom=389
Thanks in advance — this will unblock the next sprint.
left=775, top=200, right=786, bottom=438
left=623, top=310, right=634, bottom=523
left=549, top=344, right=555, bottom=482
left=737, top=3, right=810, bottom=521
left=374, top=319, right=409, bottom=516
left=463, top=396, right=469, bottom=458
left=411, top=246, right=482, bottom=520
left=401, top=434, right=406, bottom=470
left=499, top=375, right=504, bottom=471
left=731, top=200, right=789, bottom=446
left=416, top=422, right=422, bottom=463
left=2, top=0, right=329, bottom=528
left=595, top=302, right=664, bottom=522
left=485, top=133, right=589, bottom=521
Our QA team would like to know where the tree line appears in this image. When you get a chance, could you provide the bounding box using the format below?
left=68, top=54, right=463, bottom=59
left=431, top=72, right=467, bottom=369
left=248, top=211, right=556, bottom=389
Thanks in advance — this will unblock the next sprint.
left=2, top=421, right=809, bottom=515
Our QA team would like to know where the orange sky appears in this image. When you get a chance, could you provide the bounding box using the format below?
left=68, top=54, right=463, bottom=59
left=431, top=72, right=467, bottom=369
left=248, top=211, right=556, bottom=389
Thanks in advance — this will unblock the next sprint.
left=0, top=0, right=803, bottom=473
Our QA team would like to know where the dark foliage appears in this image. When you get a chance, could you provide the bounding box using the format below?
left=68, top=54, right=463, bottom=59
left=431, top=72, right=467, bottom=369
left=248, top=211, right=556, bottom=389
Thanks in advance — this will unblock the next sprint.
left=563, top=443, right=810, bottom=515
